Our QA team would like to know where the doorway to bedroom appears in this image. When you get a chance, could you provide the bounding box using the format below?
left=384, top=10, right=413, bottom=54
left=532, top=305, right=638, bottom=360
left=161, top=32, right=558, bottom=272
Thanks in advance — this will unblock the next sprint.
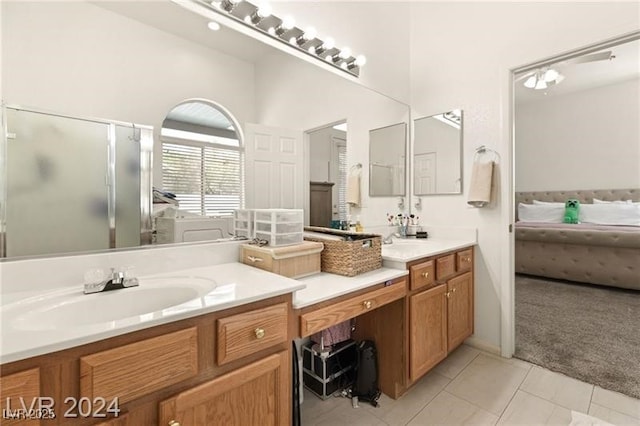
left=512, top=34, right=640, bottom=402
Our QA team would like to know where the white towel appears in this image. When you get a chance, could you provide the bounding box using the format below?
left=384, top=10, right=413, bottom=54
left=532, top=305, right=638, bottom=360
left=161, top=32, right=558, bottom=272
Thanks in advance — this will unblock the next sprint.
left=347, top=173, right=361, bottom=206
left=467, top=161, right=494, bottom=207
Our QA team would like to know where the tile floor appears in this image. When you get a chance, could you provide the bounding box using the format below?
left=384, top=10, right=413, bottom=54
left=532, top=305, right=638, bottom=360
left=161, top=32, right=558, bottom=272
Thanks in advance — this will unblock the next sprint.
left=300, top=344, right=640, bottom=425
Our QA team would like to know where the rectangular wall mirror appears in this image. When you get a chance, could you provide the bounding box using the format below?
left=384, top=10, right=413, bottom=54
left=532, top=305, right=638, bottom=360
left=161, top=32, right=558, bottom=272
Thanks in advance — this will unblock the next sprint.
left=369, top=122, right=407, bottom=196
left=1, top=0, right=410, bottom=260
left=413, top=110, right=463, bottom=195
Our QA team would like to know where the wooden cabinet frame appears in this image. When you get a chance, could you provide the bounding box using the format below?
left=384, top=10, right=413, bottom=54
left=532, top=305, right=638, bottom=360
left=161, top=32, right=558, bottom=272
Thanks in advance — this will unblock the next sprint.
left=1, top=294, right=292, bottom=425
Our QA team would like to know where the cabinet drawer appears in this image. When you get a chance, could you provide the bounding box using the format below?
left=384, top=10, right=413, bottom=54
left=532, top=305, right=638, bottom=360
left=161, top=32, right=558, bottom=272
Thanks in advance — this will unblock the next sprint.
left=410, top=260, right=435, bottom=291
left=217, top=302, right=288, bottom=365
left=436, top=254, right=455, bottom=280
left=0, top=368, right=41, bottom=426
left=80, top=327, right=198, bottom=404
left=456, top=249, right=473, bottom=272
left=241, top=247, right=274, bottom=272
left=300, top=279, right=406, bottom=337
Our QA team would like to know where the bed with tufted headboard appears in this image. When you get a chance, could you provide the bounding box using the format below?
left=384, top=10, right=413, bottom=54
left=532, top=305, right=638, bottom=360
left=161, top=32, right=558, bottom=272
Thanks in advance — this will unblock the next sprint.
left=515, top=188, right=640, bottom=291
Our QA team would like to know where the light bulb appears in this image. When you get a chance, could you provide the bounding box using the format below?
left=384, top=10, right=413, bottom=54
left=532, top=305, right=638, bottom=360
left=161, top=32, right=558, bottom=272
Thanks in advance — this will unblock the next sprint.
left=339, top=47, right=352, bottom=59
left=308, top=46, right=316, bottom=53
left=267, top=27, right=276, bottom=35
left=244, top=15, right=252, bottom=24
left=534, top=78, right=547, bottom=90
left=303, top=26, right=317, bottom=41
left=289, top=36, right=297, bottom=45
left=524, top=75, right=537, bottom=89
left=256, top=3, right=272, bottom=18
left=323, top=37, right=335, bottom=50
left=207, top=21, right=221, bottom=31
left=544, top=69, right=559, bottom=82
left=354, top=55, right=367, bottom=66
left=281, top=15, right=295, bottom=30
left=341, top=62, right=348, bottom=70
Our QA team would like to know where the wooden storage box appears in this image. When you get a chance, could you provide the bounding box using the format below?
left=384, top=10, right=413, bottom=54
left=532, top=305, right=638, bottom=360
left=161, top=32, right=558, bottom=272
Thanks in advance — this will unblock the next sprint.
left=240, top=241, right=324, bottom=278
left=303, top=226, right=382, bottom=277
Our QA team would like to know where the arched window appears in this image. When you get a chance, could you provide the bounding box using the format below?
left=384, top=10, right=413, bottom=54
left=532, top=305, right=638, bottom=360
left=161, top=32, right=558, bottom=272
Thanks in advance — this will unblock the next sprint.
left=160, top=99, right=244, bottom=216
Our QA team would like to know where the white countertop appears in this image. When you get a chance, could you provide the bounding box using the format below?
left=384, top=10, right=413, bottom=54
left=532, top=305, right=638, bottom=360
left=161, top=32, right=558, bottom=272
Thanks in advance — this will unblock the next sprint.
left=381, top=239, right=476, bottom=263
left=294, top=267, right=409, bottom=309
left=1, top=237, right=475, bottom=364
left=0, top=263, right=304, bottom=364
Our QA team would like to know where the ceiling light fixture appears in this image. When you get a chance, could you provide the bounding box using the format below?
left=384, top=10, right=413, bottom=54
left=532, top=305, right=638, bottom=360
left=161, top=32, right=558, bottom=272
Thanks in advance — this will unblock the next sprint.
left=207, top=21, right=221, bottom=31
left=523, top=68, right=564, bottom=90
left=190, top=0, right=365, bottom=77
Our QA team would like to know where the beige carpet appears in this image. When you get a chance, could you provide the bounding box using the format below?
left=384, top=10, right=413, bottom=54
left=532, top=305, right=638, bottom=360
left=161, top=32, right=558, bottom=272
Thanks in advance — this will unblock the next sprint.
left=515, top=274, right=640, bottom=400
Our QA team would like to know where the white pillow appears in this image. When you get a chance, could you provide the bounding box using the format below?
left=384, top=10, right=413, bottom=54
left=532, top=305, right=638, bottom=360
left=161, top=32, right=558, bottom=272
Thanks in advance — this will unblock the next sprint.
left=593, top=198, right=638, bottom=205
left=518, top=203, right=565, bottom=223
left=580, top=203, right=640, bottom=226
left=532, top=200, right=564, bottom=205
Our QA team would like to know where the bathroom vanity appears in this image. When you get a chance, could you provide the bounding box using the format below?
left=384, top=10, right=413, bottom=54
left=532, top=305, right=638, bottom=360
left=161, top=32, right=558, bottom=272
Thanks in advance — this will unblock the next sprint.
left=0, top=237, right=475, bottom=425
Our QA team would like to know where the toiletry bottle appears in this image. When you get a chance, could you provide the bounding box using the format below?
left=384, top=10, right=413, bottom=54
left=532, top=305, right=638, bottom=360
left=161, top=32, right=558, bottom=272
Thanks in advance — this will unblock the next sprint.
left=355, top=216, right=363, bottom=232
left=347, top=214, right=356, bottom=231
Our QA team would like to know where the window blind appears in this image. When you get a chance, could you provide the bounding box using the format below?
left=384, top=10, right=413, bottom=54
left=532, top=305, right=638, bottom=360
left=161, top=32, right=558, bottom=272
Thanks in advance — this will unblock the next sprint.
left=337, top=143, right=348, bottom=220
left=162, top=141, right=243, bottom=216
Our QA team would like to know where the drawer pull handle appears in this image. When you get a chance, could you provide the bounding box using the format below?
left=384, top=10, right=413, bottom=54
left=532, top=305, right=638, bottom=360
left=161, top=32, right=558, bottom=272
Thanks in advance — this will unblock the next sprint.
left=254, top=328, right=266, bottom=339
left=421, top=271, right=430, bottom=278
left=462, top=257, right=471, bottom=263
left=363, top=300, right=372, bottom=309
left=445, top=291, right=451, bottom=299
left=247, top=255, right=264, bottom=263
left=452, top=287, right=457, bottom=293
left=169, top=421, right=181, bottom=426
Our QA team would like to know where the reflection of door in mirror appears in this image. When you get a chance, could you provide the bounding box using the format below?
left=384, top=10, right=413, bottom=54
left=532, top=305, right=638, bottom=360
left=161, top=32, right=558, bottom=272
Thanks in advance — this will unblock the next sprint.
left=244, top=124, right=304, bottom=209
left=308, top=122, right=347, bottom=226
left=413, top=111, right=463, bottom=195
left=414, top=152, right=437, bottom=194
left=369, top=123, right=407, bottom=197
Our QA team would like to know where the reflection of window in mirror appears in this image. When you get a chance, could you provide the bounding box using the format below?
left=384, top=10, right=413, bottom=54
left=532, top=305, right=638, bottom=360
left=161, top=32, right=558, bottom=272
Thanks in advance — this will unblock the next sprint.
left=160, top=100, right=244, bottom=217
left=369, top=122, right=407, bottom=197
left=413, top=110, right=463, bottom=195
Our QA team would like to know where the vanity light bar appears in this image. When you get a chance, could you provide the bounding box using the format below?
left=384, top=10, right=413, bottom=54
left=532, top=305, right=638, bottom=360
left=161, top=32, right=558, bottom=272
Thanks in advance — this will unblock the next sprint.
left=201, top=0, right=364, bottom=77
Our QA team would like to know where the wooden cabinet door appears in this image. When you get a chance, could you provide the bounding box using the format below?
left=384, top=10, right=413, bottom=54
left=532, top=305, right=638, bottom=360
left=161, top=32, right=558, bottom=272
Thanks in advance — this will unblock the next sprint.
left=159, top=351, right=290, bottom=426
left=309, top=182, right=334, bottom=227
left=409, top=285, right=447, bottom=382
left=447, top=272, right=474, bottom=352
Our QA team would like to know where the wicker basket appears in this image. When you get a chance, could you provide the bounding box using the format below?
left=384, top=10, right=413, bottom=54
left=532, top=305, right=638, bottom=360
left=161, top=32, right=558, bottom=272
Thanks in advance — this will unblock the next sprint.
left=303, top=226, right=382, bottom=277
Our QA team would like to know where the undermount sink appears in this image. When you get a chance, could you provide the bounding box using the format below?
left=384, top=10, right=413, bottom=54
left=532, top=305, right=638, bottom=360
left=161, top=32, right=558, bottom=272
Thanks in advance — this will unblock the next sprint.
left=7, top=276, right=217, bottom=331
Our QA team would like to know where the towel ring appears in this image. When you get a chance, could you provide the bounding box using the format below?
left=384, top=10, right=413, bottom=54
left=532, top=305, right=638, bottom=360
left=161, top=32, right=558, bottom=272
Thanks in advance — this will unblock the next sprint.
left=474, top=145, right=500, bottom=162
left=350, top=163, right=362, bottom=175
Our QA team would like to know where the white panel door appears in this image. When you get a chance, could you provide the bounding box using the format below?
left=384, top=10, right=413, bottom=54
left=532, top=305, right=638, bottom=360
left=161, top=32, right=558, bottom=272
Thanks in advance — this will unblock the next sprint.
left=244, top=123, right=303, bottom=209
left=415, top=152, right=437, bottom=194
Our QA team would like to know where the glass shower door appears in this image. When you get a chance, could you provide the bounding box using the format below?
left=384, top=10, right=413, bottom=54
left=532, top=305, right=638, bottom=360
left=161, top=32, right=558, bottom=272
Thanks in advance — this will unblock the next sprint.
left=5, top=108, right=110, bottom=257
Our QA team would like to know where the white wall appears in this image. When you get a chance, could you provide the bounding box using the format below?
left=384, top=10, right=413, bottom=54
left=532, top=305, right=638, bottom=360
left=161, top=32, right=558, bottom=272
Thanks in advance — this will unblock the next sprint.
left=516, top=78, right=640, bottom=191
left=1, top=1, right=256, bottom=188
left=409, top=1, right=639, bottom=351
left=271, top=1, right=411, bottom=104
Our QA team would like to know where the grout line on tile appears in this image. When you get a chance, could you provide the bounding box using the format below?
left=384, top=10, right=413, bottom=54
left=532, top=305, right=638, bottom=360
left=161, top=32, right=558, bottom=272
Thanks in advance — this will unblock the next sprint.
left=587, top=385, right=595, bottom=414
left=448, top=350, right=481, bottom=380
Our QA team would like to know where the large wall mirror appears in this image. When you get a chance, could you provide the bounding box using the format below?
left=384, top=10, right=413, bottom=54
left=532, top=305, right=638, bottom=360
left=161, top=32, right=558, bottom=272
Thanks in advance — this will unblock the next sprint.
left=369, top=123, right=407, bottom=196
left=413, top=110, right=463, bottom=195
left=1, top=0, right=409, bottom=260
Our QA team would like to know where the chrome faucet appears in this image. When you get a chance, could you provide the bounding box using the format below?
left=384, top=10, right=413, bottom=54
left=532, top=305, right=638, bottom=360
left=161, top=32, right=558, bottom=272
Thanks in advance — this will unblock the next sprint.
left=84, top=268, right=139, bottom=294
left=382, top=231, right=399, bottom=245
